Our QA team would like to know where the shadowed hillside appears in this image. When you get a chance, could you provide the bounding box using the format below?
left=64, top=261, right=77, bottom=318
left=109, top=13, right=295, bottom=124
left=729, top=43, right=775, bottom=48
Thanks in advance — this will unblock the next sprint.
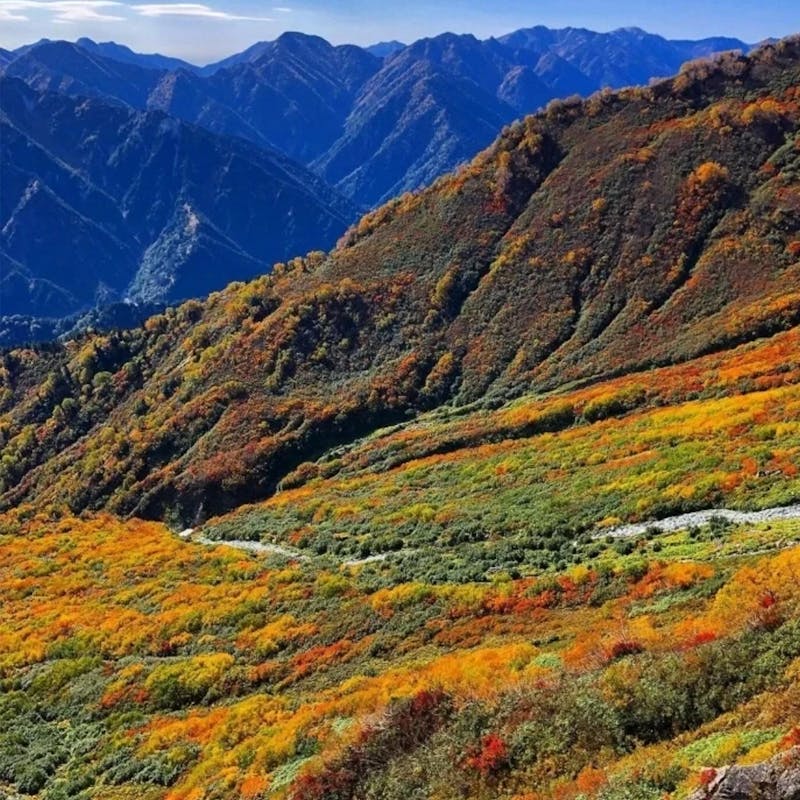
left=0, top=76, right=356, bottom=326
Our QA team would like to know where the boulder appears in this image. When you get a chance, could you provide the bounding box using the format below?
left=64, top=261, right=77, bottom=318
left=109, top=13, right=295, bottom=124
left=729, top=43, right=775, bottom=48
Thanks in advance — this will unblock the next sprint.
left=689, top=747, right=800, bottom=800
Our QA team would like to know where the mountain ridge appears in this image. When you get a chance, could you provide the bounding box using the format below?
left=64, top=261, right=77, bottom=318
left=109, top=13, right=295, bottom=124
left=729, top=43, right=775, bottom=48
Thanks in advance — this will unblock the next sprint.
left=1, top=25, right=756, bottom=207
left=1, top=24, right=766, bottom=344
left=0, top=76, right=357, bottom=324
left=75, top=36, right=198, bottom=72
left=0, top=27, right=764, bottom=343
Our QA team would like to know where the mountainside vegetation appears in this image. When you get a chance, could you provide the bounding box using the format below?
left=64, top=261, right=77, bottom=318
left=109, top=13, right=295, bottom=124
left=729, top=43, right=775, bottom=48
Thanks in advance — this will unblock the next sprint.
left=1, top=36, right=800, bottom=800
left=2, top=491, right=800, bottom=799
left=2, top=37, right=798, bottom=524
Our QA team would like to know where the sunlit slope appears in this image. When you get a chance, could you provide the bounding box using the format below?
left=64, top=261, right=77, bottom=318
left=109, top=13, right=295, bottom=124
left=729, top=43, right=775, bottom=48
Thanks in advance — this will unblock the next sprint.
left=199, top=325, right=800, bottom=581
left=1, top=510, right=800, bottom=799
left=1, top=39, right=799, bottom=523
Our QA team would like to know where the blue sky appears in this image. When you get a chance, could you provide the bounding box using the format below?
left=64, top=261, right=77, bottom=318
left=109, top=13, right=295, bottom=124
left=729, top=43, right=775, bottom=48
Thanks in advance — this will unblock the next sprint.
left=1, top=0, right=797, bottom=64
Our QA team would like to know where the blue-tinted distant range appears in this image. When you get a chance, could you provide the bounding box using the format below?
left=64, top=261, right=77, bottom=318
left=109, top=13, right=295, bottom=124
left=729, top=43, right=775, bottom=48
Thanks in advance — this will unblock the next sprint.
left=1, top=6, right=797, bottom=345
left=0, top=0, right=795, bottom=63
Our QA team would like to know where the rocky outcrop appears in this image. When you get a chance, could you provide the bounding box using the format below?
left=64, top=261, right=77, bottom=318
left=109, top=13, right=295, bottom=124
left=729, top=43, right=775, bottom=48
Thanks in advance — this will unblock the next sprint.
left=689, top=748, right=800, bottom=800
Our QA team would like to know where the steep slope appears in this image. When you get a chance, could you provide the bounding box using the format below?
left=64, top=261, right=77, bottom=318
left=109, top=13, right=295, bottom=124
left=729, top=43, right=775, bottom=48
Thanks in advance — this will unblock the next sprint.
left=313, top=33, right=552, bottom=205
left=0, top=76, right=356, bottom=326
left=1, top=38, right=798, bottom=524
left=201, top=33, right=382, bottom=163
left=312, top=56, right=519, bottom=205
left=146, top=67, right=274, bottom=148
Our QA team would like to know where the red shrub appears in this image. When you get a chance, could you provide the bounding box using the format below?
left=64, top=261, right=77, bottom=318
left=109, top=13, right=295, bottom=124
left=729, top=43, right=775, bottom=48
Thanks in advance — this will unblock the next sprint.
left=685, top=630, right=718, bottom=649
left=781, top=727, right=800, bottom=749
left=699, top=767, right=718, bottom=787
left=465, top=733, right=509, bottom=777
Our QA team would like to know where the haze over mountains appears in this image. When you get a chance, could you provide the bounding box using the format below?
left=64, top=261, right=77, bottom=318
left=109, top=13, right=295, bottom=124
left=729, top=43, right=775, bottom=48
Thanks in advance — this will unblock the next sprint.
left=0, top=25, right=756, bottom=344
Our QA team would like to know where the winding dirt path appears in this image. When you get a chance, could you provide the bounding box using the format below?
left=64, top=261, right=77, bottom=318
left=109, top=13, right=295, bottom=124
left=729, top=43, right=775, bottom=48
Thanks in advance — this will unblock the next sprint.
left=179, top=502, right=800, bottom=560
left=179, top=529, right=308, bottom=560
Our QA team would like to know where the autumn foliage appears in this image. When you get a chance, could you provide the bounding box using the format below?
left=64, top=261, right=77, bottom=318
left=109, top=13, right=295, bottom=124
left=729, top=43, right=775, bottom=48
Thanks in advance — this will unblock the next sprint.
left=1, top=36, right=800, bottom=800
left=0, top=506, right=799, bottom=799
left=1, top=39, right=800, bottom=529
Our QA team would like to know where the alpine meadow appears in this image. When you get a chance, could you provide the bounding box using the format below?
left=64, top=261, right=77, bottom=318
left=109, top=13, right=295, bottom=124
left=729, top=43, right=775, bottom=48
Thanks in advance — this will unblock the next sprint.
left=1, top=11, right=800, bottom=800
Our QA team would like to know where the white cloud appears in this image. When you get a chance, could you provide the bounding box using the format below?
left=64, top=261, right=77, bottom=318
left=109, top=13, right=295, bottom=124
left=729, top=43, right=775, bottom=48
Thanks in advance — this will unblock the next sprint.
left=131, top=2, right=272, bottom=21
left=0, top=4, right=28, bottom=19
left=272, top=5, right=291, bottom=11
left=0, top=0, right=124, bottom=22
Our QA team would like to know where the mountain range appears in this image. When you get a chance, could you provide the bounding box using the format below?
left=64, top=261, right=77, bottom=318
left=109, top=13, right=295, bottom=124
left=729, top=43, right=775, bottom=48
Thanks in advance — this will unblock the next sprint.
left=2, top=27, right=755, bottom=207
left=3, top=37, right=797, bottom=522
left=0, top=25, right=757, bottom=344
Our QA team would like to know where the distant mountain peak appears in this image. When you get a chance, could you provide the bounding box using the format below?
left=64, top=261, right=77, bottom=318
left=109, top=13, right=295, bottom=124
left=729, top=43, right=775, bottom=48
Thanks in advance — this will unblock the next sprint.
left=275, top=30, right=332, bottom=48
left=73, top=36, right=198, bottom=72
left=366, top=40, right=406, bottom=58
left=616, top=25, right=649, bottom=35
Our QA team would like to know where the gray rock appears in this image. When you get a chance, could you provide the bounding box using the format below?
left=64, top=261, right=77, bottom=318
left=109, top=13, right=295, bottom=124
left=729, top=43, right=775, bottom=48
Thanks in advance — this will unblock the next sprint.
left=597, top=504, right=800, bottom=540
left=689, top=747, right=800, bottom=799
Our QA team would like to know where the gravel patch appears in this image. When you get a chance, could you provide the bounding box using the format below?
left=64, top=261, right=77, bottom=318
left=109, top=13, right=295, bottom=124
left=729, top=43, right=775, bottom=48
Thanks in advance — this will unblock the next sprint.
left=596, top=503, right=800, bottom=539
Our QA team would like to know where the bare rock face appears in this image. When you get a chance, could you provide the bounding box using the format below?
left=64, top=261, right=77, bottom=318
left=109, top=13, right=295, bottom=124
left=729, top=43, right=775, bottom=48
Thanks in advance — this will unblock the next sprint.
left=689, top=748, right=800, bottom=800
